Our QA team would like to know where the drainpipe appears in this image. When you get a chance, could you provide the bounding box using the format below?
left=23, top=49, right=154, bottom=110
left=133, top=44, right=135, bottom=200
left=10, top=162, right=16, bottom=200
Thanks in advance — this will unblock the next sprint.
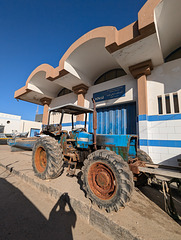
left=92, top=98, right=97, bottom=151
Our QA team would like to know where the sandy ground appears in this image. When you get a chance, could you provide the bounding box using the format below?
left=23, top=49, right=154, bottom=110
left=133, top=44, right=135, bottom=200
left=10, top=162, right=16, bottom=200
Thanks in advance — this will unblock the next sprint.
left=0, top=167, right=110, bottom=240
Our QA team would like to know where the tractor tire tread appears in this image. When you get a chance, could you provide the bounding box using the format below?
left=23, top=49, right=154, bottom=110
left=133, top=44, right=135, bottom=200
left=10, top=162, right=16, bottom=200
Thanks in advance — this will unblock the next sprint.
left=82, top=149, right=133, bottom=212
left=32, top=136, right=63, bottom=180
left=135, top=149, right=153, bottom=187
left=137, top=149, right=153, bottom=164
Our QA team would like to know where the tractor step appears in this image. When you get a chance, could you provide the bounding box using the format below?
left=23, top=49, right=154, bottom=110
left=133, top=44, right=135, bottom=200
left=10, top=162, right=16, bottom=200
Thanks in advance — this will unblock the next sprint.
left=67, top=161, right=77, bottom=176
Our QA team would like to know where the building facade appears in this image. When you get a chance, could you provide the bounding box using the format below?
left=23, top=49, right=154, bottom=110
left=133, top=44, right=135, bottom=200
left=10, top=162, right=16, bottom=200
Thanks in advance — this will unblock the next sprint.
left=0, top=112, right=42, bottom=137
left=14, top=0, right=181, bottom=166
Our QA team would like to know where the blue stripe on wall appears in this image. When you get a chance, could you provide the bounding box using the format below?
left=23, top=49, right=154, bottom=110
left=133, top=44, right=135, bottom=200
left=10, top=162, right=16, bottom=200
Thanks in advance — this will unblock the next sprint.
left=76, top=121, right=86, bottom=125
left=138, top=115, right=147, bottom=121
left=62, top=121, right=87, bottom=127
left=140, top=139, right=181, bottom=148
left=139, top=113, right=181, bottom=121
left=62, top=122, right=72, bottom=127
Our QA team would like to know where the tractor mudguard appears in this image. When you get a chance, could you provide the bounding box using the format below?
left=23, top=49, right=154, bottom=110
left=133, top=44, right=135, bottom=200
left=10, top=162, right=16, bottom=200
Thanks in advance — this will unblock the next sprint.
left=96, top=134, right=138, bottom=161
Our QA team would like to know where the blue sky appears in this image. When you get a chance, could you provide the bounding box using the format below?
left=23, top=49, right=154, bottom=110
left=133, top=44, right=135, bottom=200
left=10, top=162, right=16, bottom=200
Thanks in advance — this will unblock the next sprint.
left=0, top=0, right=147, bottom=121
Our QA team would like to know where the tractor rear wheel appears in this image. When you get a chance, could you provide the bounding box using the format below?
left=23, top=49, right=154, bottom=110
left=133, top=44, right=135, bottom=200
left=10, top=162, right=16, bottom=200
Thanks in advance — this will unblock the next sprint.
left=136, top=149, right=153, bottom=186
left=82, top=149, right=133, bottom=212
left=137, top=149, right=153, bottom=164
left=32, top=136, right=63, bottom=180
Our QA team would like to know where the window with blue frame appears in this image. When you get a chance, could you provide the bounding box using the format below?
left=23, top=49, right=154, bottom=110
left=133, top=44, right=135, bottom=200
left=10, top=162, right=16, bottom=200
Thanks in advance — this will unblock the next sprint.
left=30, top=128, right=40, bottom=137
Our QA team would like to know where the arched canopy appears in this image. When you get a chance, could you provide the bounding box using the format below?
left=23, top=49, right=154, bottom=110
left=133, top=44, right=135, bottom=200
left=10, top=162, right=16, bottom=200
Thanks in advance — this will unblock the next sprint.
left=15, top=27, right=123, bottom=104
left=154, top=0, right=181, bottom=59
left=15, top=64, right=62, bottom=105
left=14, top=0, right=181, bottom=105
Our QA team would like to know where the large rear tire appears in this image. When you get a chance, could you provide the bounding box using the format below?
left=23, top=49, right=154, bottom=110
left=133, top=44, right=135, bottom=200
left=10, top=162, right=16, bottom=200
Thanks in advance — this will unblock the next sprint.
left=137, top=149, right=153, bottom=164
left=82, top=149, right=133, bottom=212
left=136, top=149, right=153, bottom=186
left=32, top=136, right=63, bottom=180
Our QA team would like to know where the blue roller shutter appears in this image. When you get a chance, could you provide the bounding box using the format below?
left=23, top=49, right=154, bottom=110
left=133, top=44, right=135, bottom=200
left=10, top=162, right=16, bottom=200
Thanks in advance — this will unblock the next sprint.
left=89, top=102, right=136, bottom=134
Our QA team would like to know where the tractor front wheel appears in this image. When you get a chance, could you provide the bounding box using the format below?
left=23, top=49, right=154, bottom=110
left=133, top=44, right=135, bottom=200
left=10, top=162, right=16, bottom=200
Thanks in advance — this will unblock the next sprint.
left=82, top=150, right=133, bottom=212
left=32, top=136, right=63, bottom=180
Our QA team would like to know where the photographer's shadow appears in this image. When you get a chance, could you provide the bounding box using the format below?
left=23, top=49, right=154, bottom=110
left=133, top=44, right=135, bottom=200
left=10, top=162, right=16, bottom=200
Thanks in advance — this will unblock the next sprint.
left=47, top=193, right=77, bottom=240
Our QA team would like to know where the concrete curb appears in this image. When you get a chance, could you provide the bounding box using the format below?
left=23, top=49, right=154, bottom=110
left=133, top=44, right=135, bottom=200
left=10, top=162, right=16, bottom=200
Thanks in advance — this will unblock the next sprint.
left=0, top=162, right=140, bottom=240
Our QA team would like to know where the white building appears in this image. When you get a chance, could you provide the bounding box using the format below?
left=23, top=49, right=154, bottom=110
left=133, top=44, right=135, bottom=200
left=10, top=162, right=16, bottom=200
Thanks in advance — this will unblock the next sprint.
left=0, top=112, right=42, bottom=137
left=14, top=0, right=181, bottom=166
left=0, top=113, right=21, bottom=134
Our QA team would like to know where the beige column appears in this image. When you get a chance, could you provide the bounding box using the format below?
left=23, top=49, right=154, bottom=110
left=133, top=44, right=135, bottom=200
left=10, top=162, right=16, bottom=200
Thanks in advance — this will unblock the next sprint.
left=72, top=84, right=89, bottom=121
left=129, top=60, right=153, bottom=115
left=137, top=74, right=148, bottom=115
left=40, top=98, right=52, bottom=125
left=129, top=60, right=153, bottom=153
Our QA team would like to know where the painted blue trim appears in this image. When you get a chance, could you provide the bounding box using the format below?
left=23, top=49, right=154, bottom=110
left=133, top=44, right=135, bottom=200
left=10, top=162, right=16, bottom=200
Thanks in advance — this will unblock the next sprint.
left=139, top=114, right=181, bottom=122
left=62, top=122, right=72, bottom=127
left=140, top=139, right=181, bottom=148
left=62, top=121, right=89, bottom=127
left=76, top=121, right=86, bottom=125
left=138, top=115, right=147, bottom=121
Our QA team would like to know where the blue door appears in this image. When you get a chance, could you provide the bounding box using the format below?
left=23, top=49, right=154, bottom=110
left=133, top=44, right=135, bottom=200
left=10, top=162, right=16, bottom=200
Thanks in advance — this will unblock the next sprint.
left=89, top=102, right=136, bottom=134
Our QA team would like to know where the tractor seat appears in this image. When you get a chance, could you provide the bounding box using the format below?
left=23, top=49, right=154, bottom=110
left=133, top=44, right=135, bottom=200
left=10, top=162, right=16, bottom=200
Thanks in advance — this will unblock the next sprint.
left=72, top=128, right=87, bottom=132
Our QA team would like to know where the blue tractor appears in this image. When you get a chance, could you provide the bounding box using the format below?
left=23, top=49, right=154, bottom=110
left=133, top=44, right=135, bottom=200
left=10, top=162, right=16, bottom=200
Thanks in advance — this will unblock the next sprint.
left=32, top=101, right=152, bottom=212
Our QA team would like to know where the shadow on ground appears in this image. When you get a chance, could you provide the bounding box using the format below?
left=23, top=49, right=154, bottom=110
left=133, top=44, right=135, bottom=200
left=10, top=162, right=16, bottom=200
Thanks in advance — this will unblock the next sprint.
left=139, top=184, right=181, bottom=225
left=0, top=178, right=77, bottom=240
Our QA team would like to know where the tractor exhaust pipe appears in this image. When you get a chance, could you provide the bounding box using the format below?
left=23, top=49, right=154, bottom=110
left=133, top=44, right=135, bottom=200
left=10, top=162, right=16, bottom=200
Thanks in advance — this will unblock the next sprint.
left=92, top=98, right=97, bottom=150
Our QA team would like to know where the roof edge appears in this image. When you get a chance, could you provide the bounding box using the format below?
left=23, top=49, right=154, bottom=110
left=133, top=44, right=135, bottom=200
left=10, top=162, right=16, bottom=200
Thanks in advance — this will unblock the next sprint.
left=15, top=0, right=162, bottom=100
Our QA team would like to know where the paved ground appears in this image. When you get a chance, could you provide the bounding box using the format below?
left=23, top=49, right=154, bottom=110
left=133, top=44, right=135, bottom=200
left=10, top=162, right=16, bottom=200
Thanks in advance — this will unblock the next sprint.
left=139, top=183, right=181, bottom=225
left=0, top=167, right=110, bottom=240
left=0, top=145, right=181, bottom=240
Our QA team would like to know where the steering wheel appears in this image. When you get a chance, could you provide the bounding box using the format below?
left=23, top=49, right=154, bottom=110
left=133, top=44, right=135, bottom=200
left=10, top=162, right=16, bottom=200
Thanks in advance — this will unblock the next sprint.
left=73, top=128, right=86, bottom=132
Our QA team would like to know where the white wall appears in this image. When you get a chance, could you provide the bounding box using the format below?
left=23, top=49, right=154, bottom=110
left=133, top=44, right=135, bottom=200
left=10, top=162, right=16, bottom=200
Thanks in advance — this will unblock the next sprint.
left=20, top=120, right=42, bottom=137
left=50, top=92, right=77, bottom=108
left=0, top=112, right=42, bottom=136
left=85, top=75, right=137, bottom=109
left=140, top=59, right=181, bottom=166
left=0, top=113, right=21, bottom=133
left=148, top=119, right=181, bottom=165
left=49, top=75, right=137, bottom=131
left=50, top=75, right=137, bottom=112
left=147, top=58, right=181, bottom=115
left=50, top=92, right=77, bottom=127
left=140, top=119, right=181, bottom=166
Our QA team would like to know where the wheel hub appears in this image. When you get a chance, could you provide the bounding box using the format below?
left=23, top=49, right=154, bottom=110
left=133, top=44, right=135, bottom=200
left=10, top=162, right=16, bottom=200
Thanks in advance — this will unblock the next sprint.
left=88, top=162, right=117, bottom=200
left=35, top=147, right=47, bottom=173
